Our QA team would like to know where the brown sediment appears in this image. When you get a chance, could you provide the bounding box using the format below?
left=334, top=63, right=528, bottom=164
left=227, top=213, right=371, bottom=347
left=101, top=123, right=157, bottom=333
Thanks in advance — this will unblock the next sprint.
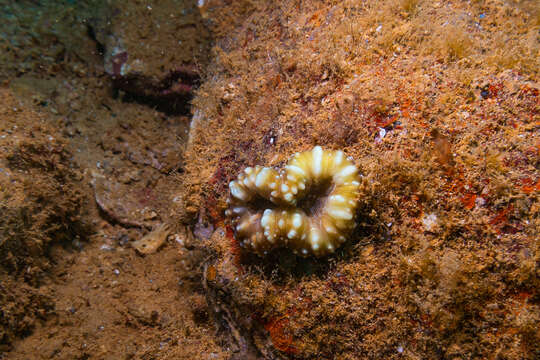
left=1, top=0, right=228, bottom=358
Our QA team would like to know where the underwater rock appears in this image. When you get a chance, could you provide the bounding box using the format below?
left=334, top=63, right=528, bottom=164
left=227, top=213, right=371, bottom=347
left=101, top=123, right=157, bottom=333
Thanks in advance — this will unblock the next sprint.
left=132, top=224, right=170, bottom=255
left=90, top=0, right=210, bottom=114
left=0, top=89, right=87, bottom=349
left=91, top=172, right=160, bottom=229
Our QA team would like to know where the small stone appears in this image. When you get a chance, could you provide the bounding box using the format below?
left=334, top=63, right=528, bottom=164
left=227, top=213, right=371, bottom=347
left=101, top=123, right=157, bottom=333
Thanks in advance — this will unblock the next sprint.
left=132, top=224, right=170, bottom=254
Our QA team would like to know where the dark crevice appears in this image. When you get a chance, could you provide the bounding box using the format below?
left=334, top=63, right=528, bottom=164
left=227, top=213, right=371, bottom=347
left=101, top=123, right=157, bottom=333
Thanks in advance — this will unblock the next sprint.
left=86, top=25, right=105, bottom=57
left=113, top=68, right=200, bottom=116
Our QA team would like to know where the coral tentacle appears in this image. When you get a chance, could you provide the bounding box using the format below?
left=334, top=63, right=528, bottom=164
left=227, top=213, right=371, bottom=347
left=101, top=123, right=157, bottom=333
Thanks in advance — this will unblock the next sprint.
left=226, top=146, right=360, bottom=257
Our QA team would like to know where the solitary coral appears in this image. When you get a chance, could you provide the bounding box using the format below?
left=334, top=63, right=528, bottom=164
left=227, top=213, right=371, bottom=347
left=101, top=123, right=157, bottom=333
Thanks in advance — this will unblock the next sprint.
left=225, top=146, right=361, bottom=257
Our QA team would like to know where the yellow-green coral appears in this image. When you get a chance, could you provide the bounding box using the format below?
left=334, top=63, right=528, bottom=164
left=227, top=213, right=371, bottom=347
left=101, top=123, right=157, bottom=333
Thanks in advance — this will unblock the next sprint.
left=225, top=146, right=360, bottom=257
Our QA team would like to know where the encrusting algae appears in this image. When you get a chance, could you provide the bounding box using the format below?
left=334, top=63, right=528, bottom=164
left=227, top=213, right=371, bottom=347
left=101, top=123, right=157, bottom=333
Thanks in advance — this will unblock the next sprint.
left=226, top=146, right=360, bottom=257
left=180, top=0, right=539, bottom=358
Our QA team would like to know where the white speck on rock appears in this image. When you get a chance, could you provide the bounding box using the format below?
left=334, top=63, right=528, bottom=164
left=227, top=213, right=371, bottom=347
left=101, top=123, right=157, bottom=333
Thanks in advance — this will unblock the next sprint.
left=422, top=213, right=438, bottom=231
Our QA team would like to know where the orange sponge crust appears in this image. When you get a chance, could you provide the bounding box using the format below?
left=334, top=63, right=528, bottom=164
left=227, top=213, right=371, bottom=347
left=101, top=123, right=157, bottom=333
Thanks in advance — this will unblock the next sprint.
left=225, top=146, right=360, bottom=257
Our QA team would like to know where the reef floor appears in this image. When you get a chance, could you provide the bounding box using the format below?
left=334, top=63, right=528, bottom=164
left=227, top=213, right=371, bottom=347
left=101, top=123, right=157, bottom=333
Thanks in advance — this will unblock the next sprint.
left=1, top=0, right=228, bottom=359
left=0, top=0, right=538, bottom=360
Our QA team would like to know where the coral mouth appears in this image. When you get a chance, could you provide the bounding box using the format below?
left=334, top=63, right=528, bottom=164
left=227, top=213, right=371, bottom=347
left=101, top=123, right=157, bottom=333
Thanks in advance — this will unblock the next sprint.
left=296, top=180, right=333, bottom=218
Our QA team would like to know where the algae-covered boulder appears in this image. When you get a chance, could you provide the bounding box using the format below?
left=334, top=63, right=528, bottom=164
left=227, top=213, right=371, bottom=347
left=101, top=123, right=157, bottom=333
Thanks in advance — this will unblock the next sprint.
left=178, top=1, right=539, bottom=359
left=0, top=88, right=88, bottom=349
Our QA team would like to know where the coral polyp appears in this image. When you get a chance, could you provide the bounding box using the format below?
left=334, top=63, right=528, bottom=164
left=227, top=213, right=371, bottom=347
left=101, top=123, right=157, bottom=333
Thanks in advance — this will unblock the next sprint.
left=225, top=146, right=361, bottom=257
